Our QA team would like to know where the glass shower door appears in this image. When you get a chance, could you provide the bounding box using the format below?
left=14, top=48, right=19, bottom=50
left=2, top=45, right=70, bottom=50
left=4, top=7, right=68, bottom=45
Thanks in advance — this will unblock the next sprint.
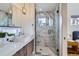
left=36, top=12, right=57, bottom=56
left=36, top=13, right=49, bottom=55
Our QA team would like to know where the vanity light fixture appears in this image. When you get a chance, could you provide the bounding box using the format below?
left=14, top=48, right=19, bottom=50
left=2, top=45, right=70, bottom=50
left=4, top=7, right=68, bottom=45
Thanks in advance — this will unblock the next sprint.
left=22, top=3, right=26, bottom=15
left=9, top=3, right=12, bottom=14
left=9, top=10, right=12, bottom=14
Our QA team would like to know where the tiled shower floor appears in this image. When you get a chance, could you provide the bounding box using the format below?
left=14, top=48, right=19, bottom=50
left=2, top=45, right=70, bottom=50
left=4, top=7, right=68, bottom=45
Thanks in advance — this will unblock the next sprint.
left=35, top=46, right=56, bottom=56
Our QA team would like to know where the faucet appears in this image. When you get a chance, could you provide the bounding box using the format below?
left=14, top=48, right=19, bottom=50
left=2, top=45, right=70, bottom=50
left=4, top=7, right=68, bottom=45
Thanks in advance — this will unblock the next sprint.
left=5, top=33, right=14, bottom=42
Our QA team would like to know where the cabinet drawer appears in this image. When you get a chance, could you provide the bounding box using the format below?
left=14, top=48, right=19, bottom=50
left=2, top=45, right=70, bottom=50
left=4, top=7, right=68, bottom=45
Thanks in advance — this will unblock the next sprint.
left=13, top=40, right=34, bottom=56
left=26, top=41, right=33, bottom=56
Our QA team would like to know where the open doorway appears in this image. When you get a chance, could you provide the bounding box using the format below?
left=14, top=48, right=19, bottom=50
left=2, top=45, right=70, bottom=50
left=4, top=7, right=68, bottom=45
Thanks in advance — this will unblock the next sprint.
left=35, top=3, right=60, bottom=56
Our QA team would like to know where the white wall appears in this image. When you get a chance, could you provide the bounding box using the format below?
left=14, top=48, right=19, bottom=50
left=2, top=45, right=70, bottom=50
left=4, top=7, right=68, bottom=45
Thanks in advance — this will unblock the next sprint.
left=12, top=4, right=35, bottom=36
left=67, top=3, right=79, bottom=40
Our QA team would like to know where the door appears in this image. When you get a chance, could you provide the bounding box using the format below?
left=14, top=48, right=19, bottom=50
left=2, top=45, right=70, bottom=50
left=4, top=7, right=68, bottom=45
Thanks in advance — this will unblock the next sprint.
left=36, top=13, right=48, bottom=53
left=35, top=12, right=57, bottom=56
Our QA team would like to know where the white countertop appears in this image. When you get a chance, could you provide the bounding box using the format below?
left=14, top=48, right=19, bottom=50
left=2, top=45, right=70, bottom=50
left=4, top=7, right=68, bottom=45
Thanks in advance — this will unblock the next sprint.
left=0, top=34, right=34, bottom=56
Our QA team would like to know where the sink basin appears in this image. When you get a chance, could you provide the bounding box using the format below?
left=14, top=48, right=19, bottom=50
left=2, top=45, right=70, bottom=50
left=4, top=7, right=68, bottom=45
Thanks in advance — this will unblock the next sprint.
left=0, top=38, right=10, bottom=48
left=0, top=43, right=4, bottom=48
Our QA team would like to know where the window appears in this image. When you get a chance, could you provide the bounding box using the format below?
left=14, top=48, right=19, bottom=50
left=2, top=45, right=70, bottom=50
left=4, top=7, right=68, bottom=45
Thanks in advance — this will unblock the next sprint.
left=38, top=17, right=46, bottom=27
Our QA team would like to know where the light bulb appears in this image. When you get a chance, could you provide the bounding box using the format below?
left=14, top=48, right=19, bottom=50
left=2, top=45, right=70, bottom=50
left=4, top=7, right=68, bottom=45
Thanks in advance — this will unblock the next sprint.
left=9, top=10, right=12, bottom=14
left=22, top=7, right=26, bottom=15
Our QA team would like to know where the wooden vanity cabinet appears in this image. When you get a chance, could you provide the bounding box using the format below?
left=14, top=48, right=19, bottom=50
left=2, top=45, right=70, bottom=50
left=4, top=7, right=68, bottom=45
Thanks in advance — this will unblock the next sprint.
left=13, top=40, right=34, bottom=56
left=26, top=40, right=33, bottom=56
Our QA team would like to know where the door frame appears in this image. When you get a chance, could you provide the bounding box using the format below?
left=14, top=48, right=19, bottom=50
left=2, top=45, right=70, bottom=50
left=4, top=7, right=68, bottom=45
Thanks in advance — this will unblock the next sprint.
left=59, top=3, right=67, bottom=56
left=34, top=3, right=68, bottom=56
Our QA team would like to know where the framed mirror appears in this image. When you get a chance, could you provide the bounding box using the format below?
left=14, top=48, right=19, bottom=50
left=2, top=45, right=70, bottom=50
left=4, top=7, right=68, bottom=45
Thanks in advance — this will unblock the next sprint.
left=0, top=11, right=12, bottom=26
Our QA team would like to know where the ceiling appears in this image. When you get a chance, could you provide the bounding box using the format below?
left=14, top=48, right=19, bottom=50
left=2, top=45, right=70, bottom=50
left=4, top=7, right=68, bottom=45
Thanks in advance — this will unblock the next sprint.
left=36, top=3, right=58, bottom=12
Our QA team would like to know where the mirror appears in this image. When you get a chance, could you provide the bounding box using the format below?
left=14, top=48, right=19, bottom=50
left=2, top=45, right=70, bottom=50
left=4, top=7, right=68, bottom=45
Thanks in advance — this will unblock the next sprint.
left=0, top=11, right=12, bottom=26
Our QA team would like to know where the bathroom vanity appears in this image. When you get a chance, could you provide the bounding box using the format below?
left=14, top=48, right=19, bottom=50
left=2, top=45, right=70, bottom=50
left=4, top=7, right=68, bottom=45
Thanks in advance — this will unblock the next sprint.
left=0, top=34, right=34, bottom=56
left=13, top=40, right=34, bottom=56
